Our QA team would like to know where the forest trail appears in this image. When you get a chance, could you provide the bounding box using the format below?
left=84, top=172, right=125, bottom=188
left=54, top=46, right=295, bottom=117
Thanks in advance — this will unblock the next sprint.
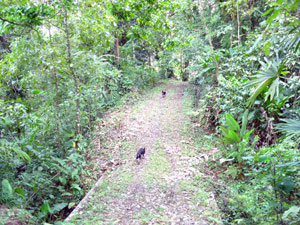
left=65, top=81, right=220, bottom=225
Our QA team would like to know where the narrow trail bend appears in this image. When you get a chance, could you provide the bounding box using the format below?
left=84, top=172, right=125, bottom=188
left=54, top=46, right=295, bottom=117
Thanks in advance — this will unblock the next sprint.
left=66, top=81, right=220, bottom=225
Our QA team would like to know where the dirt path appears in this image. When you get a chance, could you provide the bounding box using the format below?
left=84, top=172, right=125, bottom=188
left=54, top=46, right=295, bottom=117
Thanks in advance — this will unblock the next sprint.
left=65, top=81, right=220, bottom=224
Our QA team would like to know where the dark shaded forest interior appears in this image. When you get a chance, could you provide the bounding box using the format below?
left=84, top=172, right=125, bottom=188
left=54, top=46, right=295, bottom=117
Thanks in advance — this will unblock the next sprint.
left=0, top=0, right=299, bottom=224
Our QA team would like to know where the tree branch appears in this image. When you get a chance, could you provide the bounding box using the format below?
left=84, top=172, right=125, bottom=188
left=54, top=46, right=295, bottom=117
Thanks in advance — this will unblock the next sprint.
left=0, top=16, right=28, bottom=27
left=0, top=16, right=38, bottom=33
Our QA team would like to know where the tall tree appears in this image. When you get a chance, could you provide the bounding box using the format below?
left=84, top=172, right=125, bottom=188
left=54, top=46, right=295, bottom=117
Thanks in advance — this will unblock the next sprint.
left=63, top=6, right=81, bottom=139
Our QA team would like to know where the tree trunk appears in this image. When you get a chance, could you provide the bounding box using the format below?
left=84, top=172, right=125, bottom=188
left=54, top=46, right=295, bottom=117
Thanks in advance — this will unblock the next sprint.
left=87, top=100, right=92, bottom=131
left=64, top=8, right=81, bottom=140
left=230, top=18, right=234, bottom=56
left=114, top=35, right=120, bottom=66
left=48, top=27, right=61, bottom=152
left=237, top=3, right=241, bottom=45
left=180, top=53, right=183, bottom=76
left=183, top=60, right=190, bottom=81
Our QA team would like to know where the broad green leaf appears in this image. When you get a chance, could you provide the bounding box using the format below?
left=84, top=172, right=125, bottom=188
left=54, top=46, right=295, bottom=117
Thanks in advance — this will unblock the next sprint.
left=276, top=179, right=294, bottom=194
left=41, top=201, right=51, bottom=214
left=262, top=41, right=271, bottom=55
left=15, top=187, right=25, bottom=198
left=71, top=183, right=81, bottom=191
left=226, top=130, right=241, bottom=144
left=266, top=9, right=280, bottom=25
left=220, top=126, right=229, bottom=137
left=32, top=90, right=41, bottom=94
left=225, top=114, right=240, bottom=131
left=244, top=128, right=254, bottom=141
left=59, top=177, right=67, bottom=186
left=240, top=109, right=249, bottom=138
left=62, top=192, right=72, bottom=196
left=283, top=206, right=300, bottom=220
left=68, top=202, right=76, bottom=209
left=262, top=8, right=274, bottom=16
left=2, top=179, right=13, bottom=198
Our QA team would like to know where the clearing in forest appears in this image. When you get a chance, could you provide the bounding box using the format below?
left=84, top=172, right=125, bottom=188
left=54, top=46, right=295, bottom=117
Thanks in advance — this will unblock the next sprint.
left=65, top=81, right=221, bottom=224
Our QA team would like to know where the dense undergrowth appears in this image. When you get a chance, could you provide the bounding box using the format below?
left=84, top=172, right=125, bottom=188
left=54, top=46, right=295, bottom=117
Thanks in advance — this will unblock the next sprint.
left=0, top=1, right=171, bottom=224
left=183, top=1, right=300, bottom=224
left=0, top=0, right=300, bottom=224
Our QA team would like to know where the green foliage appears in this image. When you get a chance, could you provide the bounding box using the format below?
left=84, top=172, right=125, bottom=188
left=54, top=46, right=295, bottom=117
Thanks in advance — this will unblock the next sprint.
left=0, top=0, right=174, bottom=223
left=1, top=0, right=300, bottom=223
left=220, top=110, right=256, bottom=167
left=215, top=139, right=300, bottom=224
left=1, top=179, right=14, bottom=202
left=0, top=139, right=31, bottom=162
left=247, top=59, right=287, bottom=106
left=276, top=119, right=300, bottom=142
left=0, top=1, right=54, bottom=34
left=187, top=0, right=300, bottom=224
left=220, top=110, right=254, bottom=145
left=283, top=206, right=300, bottom=224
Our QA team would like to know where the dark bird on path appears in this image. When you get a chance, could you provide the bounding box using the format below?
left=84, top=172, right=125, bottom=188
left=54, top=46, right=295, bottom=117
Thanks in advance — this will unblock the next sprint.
left=136, top=147, right=146, bottom=160
left=162, top=90, right=166, bottom=98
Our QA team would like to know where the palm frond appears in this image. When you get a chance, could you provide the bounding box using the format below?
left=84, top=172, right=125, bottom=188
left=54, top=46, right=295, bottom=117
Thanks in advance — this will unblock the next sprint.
left=247, top=59, right=284, bottom=106
left=285, top=27, right=300, bottom=53
left=276, top=119, right=300, bottom=143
